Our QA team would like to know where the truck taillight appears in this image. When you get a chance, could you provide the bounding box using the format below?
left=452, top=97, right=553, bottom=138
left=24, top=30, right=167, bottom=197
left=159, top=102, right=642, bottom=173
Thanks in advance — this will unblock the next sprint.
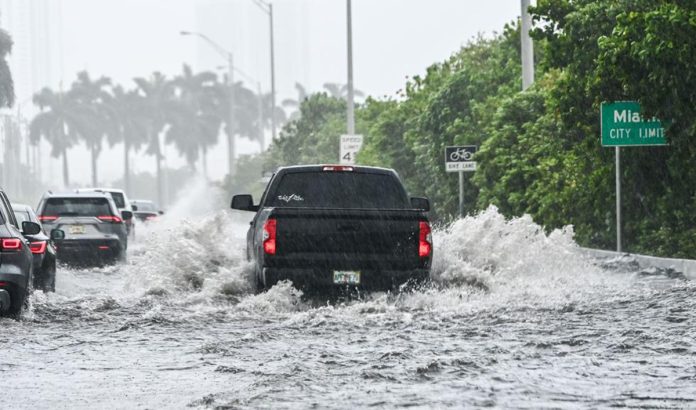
left=263, top=218, right=277, bottom=255
left=418, top=221, right=432, bottom=258
left=1, top=238, right=22, bottom=251
left=29, top=241, right=48, bottom=254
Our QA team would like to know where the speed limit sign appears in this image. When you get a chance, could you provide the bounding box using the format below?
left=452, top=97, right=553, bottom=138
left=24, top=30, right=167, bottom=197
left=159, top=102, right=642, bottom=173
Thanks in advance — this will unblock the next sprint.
left=340, top=134, right=363, bottom=164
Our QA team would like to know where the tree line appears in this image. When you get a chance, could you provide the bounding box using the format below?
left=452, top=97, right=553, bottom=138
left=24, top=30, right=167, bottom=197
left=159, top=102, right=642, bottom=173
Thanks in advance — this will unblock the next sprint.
left=261, top=0, right=696, bottom=258
left=28, top=65, right=285, bottom=204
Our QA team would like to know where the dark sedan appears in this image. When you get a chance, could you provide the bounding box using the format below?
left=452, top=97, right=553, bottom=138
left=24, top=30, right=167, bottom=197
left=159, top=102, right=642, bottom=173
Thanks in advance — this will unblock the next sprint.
left=13, top=203, right=58, bottom=292
left=130, top=199, right=164, bottom=223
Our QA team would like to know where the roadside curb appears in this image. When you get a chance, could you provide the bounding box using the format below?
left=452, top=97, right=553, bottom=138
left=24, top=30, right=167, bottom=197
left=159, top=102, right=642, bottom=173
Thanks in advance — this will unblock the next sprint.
left=582, top=248, right=696, bottom=280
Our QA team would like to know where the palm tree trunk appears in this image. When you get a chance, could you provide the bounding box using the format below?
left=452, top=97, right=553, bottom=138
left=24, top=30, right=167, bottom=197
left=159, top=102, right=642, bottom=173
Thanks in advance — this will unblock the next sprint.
left=62, top=147, right=70, bottom=187
left=201, top=145, right=208, bottom=181
left=91, top=143, right=98, bottom=186
left=154, top=133, right=163, bottom=208
left=124, top=138, right=131, bottom=195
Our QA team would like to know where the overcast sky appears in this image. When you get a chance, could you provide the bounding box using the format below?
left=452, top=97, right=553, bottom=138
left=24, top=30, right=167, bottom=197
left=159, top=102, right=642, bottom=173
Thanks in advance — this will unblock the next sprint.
left=49, top=0, right=522, bottom=186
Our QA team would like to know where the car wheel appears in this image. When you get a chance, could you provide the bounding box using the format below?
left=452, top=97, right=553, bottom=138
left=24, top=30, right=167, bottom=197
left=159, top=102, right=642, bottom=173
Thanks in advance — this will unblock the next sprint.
left=47, top=265, right=56, bottom=293
left=255, top=269, right=265, bottom=294
left=7, top=287, right=26, bottom=318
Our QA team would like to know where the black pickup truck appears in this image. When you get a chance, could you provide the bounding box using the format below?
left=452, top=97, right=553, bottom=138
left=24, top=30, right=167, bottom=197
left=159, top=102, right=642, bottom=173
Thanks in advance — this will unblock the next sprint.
left=231, top=165, right=432, bottom=292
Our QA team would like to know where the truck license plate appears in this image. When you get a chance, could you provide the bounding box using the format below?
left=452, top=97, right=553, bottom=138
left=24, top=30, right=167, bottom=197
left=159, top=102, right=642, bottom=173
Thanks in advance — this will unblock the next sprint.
left=70, top=225, right=86, bottom=234
left=333, top=271, right=361, bottom=285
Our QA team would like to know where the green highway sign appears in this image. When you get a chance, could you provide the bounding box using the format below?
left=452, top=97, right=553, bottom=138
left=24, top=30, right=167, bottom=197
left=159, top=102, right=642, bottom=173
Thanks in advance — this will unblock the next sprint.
left=601, top=101, right=667, bottom=147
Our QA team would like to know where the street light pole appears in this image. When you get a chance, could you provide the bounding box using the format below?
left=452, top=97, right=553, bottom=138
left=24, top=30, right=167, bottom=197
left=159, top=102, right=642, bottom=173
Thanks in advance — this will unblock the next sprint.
left=268, top=3, right=277, bottom=140
left=228, top=53, right=236, bottom=179
left=520, top=0, right=534, bottom=90
left=251, top=0, right=277, bottom=141
left=346, top=0, right=355, bottom=135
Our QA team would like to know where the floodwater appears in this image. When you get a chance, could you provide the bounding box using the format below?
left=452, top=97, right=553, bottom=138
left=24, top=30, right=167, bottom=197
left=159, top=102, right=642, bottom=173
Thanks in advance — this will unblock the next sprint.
left=1, top=188, right=694, bottom=409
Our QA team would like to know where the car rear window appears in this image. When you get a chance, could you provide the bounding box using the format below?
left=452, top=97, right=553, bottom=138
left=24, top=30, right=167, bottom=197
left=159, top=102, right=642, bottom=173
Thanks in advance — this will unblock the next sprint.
left=269, top=172, right=408, bottom=209
left=109, top=192, right=126, bottom=208
left=44, top=197, right=112, bottom=217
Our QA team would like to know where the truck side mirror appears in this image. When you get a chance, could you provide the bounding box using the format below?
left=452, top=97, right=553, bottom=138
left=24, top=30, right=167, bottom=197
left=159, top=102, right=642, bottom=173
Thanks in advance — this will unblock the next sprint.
left=131, top=204, right=138, bottom=211
left=231, top=194, right=258, bottom=212
left=121, top=210, right=134, bottom=220
left=410, top=197, right=430, bottom=211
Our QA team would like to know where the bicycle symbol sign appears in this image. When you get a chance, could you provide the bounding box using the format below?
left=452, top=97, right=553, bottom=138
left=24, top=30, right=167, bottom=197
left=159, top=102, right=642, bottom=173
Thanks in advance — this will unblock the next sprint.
left=445, top=145, right=477, bottom=172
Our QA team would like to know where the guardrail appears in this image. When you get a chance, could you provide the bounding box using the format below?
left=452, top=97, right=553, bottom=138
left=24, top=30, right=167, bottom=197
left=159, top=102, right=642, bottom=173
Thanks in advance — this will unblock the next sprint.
left=582, top=248, right=696, bottom=280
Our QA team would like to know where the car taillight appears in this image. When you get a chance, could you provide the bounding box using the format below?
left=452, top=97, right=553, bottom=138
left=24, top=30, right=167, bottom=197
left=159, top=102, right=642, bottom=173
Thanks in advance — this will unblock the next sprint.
left=29, top=241, right=48, bottom=254
left=1, top=238, right=22, bottom=251
left=146, top=215, right=158, bottom=221
left=263, top=218, right=277, bottom=255
left=38, top=215, right=58, bottom=222
left=322, top=165, right=354, bottom=171
left=418, top=221, right=432, bottom=258
left=98, top=215, right=123, bottom=223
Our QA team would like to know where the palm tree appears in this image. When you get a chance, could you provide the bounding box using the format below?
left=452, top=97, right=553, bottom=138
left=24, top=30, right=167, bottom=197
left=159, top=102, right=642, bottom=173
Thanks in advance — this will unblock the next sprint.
left=213, top=78, right=263, bottom=173
left=322, top=82, right=365, bottom=100
left=133, top=72, right=177, bottom=207
left=0, top=29, right=14, bottom=108
left=281, top=82, right=309, bottom=120
left=168, top=64, right=221, bottom=174
left=68, top=71, right=112, bottom=186
left=30, top=88, right=80, bottom=186
left=104, top=85, right=148, bottom=195
left=260, top=91, right=286, bottom=145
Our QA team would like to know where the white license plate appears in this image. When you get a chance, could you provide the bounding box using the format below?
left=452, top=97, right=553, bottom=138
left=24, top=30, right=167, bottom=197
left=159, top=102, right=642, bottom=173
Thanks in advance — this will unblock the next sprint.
left=69, top=225, right=86, bottom=234
left=333, top=271, right=361, bottom=285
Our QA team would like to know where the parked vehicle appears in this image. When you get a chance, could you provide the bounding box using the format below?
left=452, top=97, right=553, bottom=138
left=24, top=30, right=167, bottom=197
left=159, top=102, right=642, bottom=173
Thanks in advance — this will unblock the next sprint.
left=130, top=199, right=164, bottom=223
left=76, top=188, right=137, bottom=238
left=36, top=192, right=131, bottom=266
left=0, top=190, right=45, bottom=316
left=231, top=165, right=433, bottom=292
left=12, top=203, right=58, bottom=292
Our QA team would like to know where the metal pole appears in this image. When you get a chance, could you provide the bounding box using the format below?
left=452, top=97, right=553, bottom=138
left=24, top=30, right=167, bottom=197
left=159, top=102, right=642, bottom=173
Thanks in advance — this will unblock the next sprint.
left=346, top=0, right=355, bottom=135
left=269, top=3, right=277, bottom=141
left=520, top=0, right=534, bottom=90
left=615, top=146, right=622, bottom=252
left=459, top=171, right=464, bottom=218
left=228, top=53, right=236, bottom=178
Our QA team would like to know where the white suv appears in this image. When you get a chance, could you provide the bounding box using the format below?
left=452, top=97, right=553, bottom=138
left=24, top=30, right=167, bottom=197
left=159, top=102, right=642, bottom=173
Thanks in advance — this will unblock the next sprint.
left=76, top=188, right=136, bottom=238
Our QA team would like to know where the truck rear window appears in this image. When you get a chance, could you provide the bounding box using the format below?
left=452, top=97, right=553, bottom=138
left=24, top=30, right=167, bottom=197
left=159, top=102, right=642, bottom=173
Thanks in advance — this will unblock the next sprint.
left=270, top=172, right=408, bottom=209
left=44, top=198, right=112, bottom=217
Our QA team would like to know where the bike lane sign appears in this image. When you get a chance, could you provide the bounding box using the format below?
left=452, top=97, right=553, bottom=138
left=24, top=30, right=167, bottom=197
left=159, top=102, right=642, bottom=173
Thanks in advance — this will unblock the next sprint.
left=445, top=145, right=477, bottom=172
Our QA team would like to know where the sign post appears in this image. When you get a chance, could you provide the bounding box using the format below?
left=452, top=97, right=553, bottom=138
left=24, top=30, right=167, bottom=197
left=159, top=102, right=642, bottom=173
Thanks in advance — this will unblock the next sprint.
left=445, top=145, right=477, bottom=217
left=601, top=101, right=667, bottom=252
left=340, top=134, right=363, bottom=165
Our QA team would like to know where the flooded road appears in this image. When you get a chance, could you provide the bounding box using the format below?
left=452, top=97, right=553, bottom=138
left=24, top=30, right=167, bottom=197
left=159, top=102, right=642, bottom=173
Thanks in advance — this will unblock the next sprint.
left=1, top=205, right=695, bottom=409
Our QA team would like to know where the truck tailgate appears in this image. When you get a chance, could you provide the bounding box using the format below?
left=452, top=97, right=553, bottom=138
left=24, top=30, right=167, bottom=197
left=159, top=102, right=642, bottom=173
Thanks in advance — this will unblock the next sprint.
left=268, top=208, right=424, bottom=270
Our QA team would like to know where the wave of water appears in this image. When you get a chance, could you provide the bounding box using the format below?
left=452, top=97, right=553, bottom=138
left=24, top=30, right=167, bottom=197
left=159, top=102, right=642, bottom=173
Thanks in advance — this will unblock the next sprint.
left=25, top=185, right=641, bottom=322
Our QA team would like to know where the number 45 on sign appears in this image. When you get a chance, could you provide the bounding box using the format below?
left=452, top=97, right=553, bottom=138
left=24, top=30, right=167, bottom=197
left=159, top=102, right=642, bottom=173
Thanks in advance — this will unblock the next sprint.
left=340, top=134, right=363, bottom=165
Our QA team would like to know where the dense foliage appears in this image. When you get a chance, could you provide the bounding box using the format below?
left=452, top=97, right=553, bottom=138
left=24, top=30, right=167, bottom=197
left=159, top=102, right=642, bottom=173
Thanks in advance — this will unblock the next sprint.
left=265, top=0, right=696, bottom=258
